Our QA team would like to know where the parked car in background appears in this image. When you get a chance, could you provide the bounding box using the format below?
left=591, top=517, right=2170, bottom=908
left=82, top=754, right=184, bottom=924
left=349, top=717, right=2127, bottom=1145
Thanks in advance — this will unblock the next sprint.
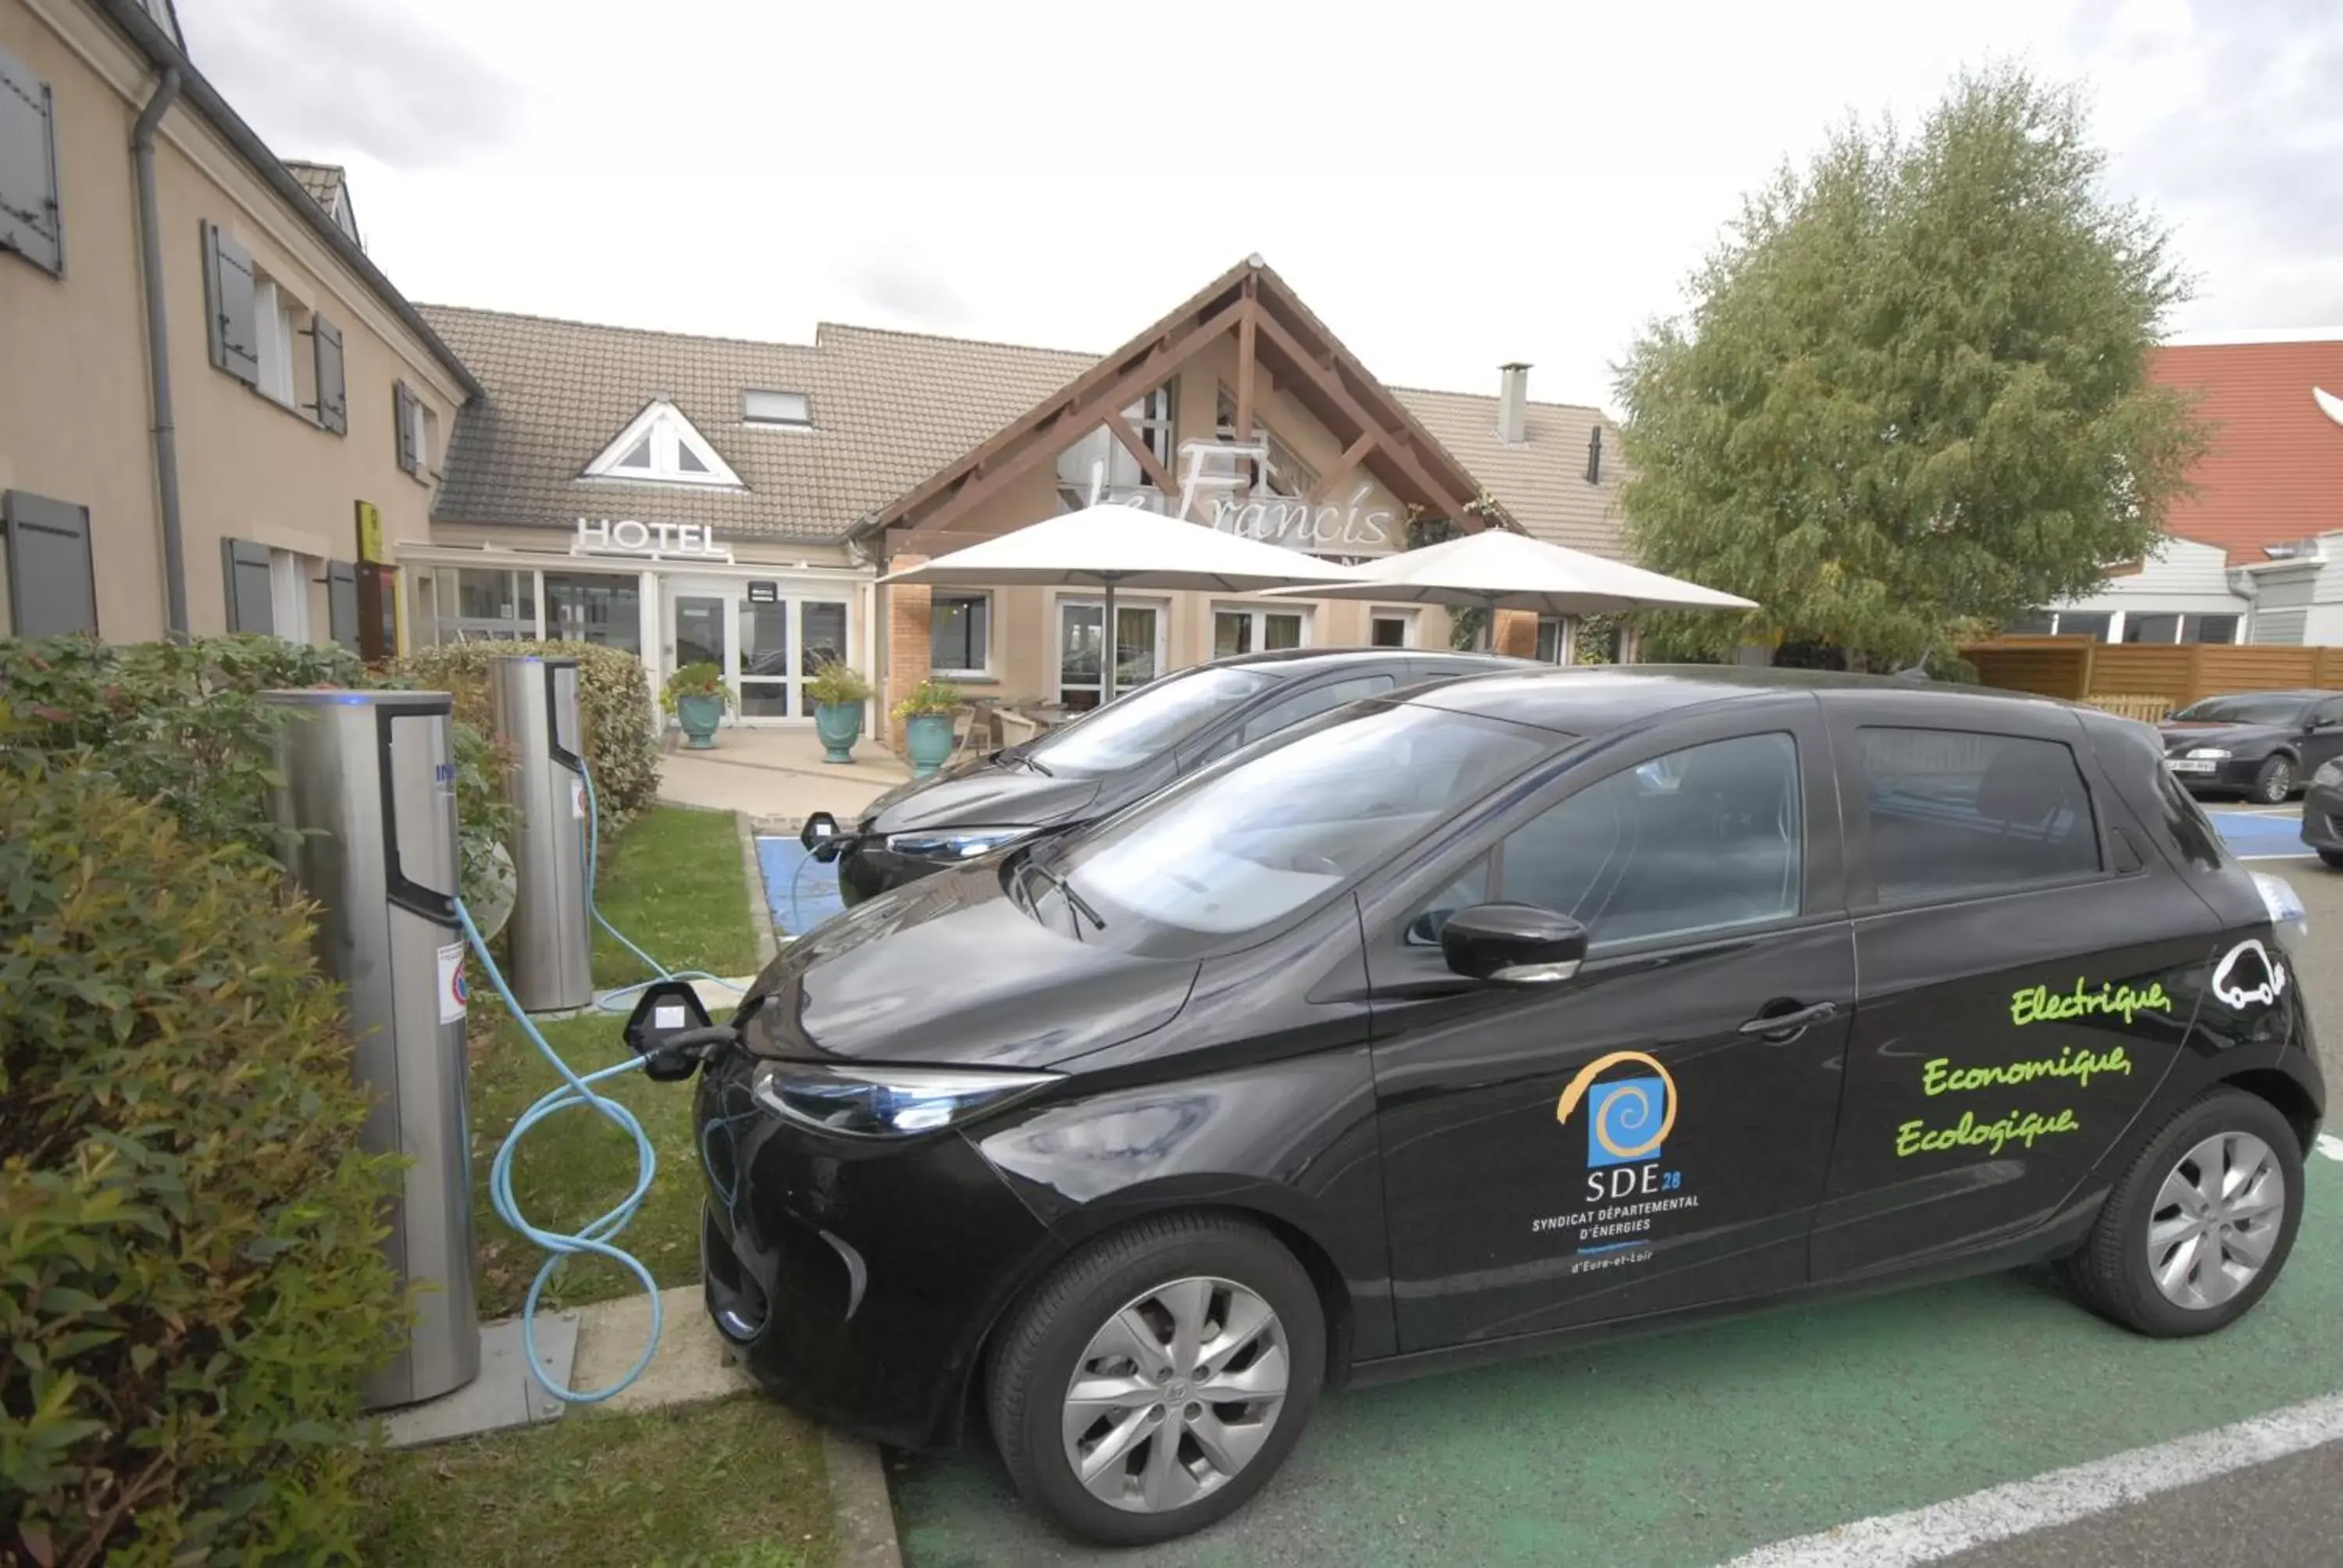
left=2156, top=690, right=2343, bottom=804
left=2298, top=761, right=2343, bottom=867
left=658, top=667, right=2320, bottom=1546
left=801, top=647, right=1531, bottom=906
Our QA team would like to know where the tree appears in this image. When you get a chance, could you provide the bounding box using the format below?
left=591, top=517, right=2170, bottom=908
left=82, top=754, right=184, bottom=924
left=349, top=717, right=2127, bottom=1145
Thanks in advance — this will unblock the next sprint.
left=1614, top=66, right=2211, bottom=670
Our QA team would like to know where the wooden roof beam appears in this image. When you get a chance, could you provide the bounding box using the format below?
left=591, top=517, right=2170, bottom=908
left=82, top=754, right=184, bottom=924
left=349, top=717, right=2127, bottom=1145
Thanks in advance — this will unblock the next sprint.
left=1251, top=310, right=1476, bottom=520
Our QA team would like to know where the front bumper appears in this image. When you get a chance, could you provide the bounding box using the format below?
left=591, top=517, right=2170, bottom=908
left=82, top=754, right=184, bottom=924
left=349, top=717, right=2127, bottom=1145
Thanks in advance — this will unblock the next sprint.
left=693, top=1050, right=1065, bottom=1450
left=2164, top=754, right=2265, bottom=792
left=2302, top=783, right=2343, bottom=850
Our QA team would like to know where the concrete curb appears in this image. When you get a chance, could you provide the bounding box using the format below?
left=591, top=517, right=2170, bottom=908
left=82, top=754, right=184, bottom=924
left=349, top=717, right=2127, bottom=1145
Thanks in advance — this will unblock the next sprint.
left=735, top=808, right=780, bottom=968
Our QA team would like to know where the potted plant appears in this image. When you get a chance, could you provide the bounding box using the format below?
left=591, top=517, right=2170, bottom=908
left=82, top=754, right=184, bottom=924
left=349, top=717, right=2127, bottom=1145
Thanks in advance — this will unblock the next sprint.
left=806, top=660, right=872, bottom=764
left=662, top=661, right=733, bottom=749
left=891, top=678, right=961, bottom=778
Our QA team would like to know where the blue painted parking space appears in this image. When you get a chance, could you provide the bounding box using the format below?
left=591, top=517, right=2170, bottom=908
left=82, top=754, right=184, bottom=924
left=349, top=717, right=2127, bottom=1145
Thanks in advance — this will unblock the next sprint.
left=756, top=836, right=844, bottom=935
left=2206, top=807, right=2314, bottom=861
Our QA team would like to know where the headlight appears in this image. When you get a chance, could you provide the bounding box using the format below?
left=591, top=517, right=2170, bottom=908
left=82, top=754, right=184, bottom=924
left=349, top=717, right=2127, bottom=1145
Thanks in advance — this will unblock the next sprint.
left=751, top=1060, right=1058, bottom=1137
left=2314, top=760, right=2343, bottom=790
left=882, top=826, right=1036, bottom=861
left=2185, top=747, right=2232, bottom=761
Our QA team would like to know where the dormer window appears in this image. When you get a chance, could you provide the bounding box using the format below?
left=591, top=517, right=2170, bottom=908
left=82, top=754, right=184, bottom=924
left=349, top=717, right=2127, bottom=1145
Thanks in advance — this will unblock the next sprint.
left=743, top=390, right=813, bottom=429
left=581, top=398, right=744, bottom=488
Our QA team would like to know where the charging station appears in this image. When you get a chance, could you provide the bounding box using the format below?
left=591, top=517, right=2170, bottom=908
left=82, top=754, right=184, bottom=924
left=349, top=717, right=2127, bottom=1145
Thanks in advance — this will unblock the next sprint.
left=492, top=656, right=593, bottom=1014
left=266, top=690, right=481, bottom=1411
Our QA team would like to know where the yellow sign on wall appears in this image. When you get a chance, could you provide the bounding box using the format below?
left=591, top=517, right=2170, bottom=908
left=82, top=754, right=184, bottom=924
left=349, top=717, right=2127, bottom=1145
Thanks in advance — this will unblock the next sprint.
left=355, top=501, right=386, bottom=564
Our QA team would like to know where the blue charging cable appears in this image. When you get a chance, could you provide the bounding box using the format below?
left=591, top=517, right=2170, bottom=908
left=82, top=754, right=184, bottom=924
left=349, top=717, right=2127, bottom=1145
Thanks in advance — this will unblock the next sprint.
left=578, top=758, right=748, bottom=1015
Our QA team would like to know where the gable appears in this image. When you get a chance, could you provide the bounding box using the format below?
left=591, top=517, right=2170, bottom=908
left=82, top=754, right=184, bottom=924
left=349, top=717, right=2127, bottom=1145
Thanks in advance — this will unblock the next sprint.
left=582, top=397, right=744, bottom=488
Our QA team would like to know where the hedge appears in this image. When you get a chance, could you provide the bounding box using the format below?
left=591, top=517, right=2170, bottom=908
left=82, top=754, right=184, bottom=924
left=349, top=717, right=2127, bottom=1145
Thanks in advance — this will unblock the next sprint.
left=0, top=758, right=405, bottom=1566
left=391, top=640, right=660, bottom=825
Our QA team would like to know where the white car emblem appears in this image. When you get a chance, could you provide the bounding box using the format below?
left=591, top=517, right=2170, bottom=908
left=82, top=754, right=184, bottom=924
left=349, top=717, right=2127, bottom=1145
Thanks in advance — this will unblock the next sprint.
left=2212, top=939, right=2288, bottom=1010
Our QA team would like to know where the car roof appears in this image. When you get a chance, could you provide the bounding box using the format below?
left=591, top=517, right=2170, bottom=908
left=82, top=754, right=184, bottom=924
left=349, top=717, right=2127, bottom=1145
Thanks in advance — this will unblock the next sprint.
left=1400, top=664, right=2084, bottom=738
left=2184, top=689, right=2337, bottom=702
left=1196, top=647, right=1537, bottom=680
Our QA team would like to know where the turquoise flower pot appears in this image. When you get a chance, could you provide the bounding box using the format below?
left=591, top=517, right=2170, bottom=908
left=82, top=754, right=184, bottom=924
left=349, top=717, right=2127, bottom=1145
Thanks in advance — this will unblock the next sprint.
left=676, top=693, right=724, bottom=750
left=904, top=712, right=955, bottom=777
left=815, top=701, right=865, bottom=764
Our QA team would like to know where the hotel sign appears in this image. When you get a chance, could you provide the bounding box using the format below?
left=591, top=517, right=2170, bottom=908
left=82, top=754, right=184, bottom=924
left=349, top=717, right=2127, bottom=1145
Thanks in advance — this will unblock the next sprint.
left=572, top=518, right=734, bottom=562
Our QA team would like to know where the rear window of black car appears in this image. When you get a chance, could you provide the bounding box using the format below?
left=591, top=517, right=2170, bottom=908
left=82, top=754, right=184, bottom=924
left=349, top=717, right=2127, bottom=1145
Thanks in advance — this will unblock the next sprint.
left=2170, top=694, right=2312, bottom=725
left=1854, top=727, right=2102, bottom=903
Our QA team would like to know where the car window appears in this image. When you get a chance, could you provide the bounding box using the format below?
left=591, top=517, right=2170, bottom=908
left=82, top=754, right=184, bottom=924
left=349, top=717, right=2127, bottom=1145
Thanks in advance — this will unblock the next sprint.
left=1856, top=727, right=2100, bottom=903
left=1047, top=704, right=1551, bottom=957
left=2311, top=699, right=2343, bottom=729
left=2170, top=694, right=2312, bottom=725
left=1239, top=673, right=1397, bottom=746
left=1478, top=732, right=1803, bottom=950
left=1028, top=665, right=1275, bottom=774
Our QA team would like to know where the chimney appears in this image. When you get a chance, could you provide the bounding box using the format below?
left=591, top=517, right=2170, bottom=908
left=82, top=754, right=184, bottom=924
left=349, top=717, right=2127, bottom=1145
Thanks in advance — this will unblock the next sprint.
left=1496, top=362, right=1530, bottom=444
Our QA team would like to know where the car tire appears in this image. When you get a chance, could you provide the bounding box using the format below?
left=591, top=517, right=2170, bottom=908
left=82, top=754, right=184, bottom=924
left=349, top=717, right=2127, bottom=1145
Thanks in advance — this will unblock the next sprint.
left=2319, top=849, right=2343, bottom=870
left=2253, top=754, right=2297, bottom=804
left=985, top=1213, right=1325, bottom=1547
left=2059, top=1088, right=2302, bottom=1338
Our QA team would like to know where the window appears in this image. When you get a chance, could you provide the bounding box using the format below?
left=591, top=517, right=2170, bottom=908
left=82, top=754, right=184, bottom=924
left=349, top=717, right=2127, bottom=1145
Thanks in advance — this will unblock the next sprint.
left=2, top=491, right=96, bottom=636
left=1488, top=733, right=1802, bottom=950
left=325, top=561, right=358, bottom=653
left=436, top=567, right=536, bottom=641
left=583, top=398, right=744, bottom=486
left=743, top=390, right=812, bottom=428
left=1371, top=612, right=1413, bottom=648
left=544, top=572, right=641, bottom=653
left=1535, top=617, right=1572, bottom=664
left=2124, top=614, right=2180, bottom=644
left=2188, top=614, right=2240, bottom=644
left=268, top=549, right=312, bottom=642
left=1029, top=665, right=1275, bottom=775
left=1057, top=599, right=1163, bottom=709
left=1238, top=673, right=1396, bottom=747
left=1056, top=384, right=1176, bottom=511
left=1855, top=728, right=2100, bottom=903
left=1213, top=606, right=1307, bottom=657
left=2309, top=698, right=2343, bottom=731
left=222, top=540, right=274, bottom=633
left=2119, top=612, right=2241, bottom=645
left=930, top=592, right=990, bottom=675
left=1212, top=384, right=1318, bottom=497
left=1, top=46, right=64, bottom=276
left=394, top=381, right=438, bottom=479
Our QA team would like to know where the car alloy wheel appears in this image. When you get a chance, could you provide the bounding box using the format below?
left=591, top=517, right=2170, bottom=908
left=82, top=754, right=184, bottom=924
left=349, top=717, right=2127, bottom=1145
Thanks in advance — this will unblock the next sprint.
left=2256, top=756, right=2295, bottom=804
left=1060, top=1276, right=1290, bottom=1514
left=2147, top=1131, right=2287, bottom=1310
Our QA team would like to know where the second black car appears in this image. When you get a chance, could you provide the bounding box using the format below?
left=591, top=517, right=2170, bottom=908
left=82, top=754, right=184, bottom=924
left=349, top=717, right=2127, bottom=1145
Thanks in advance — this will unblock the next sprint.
left=805, top=646, right=1527, bottom=904
left=2157, top=689, right=2343, bottom=803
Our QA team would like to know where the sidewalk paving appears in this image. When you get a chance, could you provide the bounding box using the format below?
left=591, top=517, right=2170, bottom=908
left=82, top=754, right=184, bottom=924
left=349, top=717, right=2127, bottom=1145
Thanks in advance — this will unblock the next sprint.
left=658, top=727, right=908, bottom=824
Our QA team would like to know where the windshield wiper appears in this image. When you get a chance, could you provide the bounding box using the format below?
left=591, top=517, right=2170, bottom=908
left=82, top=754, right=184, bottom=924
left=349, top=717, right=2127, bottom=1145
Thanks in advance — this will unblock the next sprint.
left=1019, top=751, right=1054, bottom=776
left=1020, top=855, right=1104, bottom=932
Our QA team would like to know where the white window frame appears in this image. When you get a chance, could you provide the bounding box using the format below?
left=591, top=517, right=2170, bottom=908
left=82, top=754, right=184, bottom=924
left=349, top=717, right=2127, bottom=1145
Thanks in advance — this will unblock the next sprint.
left=742, top=389, right=814, bottom=429
left=1535, top=615, right=1576, bottom=664
left=1211, top=601, right=1313, bottom=658
left=1054, top=593, right=1169, bottom=706
left=929, top=590, right=993, bottom=679
left=1369, top=608, right=1418, bottom=649
left=253, top=280, right=299, bottom=405
left=1056, top=383, right=1176, bottom=511
left=268, top=549, right=310, bottom=642
left=583, top=397, right=745, bottom=488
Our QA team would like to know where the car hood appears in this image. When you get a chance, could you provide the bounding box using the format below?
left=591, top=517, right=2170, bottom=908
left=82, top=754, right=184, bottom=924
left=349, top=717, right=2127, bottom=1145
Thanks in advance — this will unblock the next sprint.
left=736, top=859, right=1196, bottom=1069
left=2156, top=722, right=2284, bottom=753
left=857, top=758, right=1102, bottom=835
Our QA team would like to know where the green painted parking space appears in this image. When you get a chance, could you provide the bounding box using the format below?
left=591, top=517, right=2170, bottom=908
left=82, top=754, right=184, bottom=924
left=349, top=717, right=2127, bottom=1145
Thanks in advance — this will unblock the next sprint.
left=894, top=1162, right=2343, bottom=1568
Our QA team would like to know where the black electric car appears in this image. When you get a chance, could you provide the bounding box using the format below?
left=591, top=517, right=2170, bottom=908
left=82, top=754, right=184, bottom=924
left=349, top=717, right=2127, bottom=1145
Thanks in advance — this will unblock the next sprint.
left=2157, top=689, right=2343, bottom=803
left=801, top=647, right=1528, bottom=906
left=648, top=668, right=2321, bottom=1547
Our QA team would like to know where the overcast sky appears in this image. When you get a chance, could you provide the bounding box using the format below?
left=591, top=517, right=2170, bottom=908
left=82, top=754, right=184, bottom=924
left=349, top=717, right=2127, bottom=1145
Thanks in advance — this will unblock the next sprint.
left=182, top=0, right=2342, bottom=413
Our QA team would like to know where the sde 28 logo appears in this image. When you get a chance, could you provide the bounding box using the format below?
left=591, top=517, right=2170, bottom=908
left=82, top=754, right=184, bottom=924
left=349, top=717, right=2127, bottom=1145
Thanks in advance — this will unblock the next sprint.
left=1531, top=1051, right=1701, bottom=1270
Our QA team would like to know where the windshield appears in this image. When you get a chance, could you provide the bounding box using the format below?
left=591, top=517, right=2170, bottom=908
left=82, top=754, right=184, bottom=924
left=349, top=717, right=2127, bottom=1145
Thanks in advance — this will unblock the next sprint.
left=1031, top=703, right=1553, bottom=957
left=1028, top=665, right=1277, bottom=774
left=2170, top=695, right=2310, bottom=725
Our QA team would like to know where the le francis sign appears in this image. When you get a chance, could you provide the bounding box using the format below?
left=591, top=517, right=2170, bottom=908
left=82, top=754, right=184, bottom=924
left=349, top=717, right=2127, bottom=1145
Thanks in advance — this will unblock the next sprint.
left=1081, top=444, right=1401, bottom=557
left=572, top=518, right=735, bottom=562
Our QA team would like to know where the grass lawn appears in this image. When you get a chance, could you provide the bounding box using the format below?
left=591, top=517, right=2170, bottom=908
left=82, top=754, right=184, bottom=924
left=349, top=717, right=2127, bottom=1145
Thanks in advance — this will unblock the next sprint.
left=591, top=804, right=762, bottom=989
left=355, top=1396, right=831, bottom=1568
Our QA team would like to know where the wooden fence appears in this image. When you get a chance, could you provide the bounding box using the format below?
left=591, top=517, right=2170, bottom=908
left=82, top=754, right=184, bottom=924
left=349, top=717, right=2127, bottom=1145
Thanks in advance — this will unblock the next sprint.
left=1964, top=637, right=2343, bottom=714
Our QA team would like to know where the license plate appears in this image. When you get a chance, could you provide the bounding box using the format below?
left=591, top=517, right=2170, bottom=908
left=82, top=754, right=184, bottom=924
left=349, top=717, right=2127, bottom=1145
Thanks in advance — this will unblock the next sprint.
left=2166, top=758, right=2216, bottom=775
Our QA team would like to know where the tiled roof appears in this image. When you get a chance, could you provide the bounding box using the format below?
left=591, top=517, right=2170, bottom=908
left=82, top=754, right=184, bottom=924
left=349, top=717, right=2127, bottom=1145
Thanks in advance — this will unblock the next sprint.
left=419, top=303, right=1625, bottom=552
left=1391, top=385, right=1626, bottom=557
left=2151, top=340, right=2343, bottom=565
left=283, top=160, right=344, bottom=212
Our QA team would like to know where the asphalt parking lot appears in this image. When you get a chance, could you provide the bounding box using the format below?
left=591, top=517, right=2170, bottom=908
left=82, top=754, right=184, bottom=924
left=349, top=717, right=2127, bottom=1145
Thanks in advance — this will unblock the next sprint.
left=887, top=804, right=2343, bottom=1568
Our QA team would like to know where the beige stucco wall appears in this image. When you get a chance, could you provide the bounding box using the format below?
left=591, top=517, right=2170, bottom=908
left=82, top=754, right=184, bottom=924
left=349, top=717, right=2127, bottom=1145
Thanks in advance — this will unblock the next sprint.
left=880, top=333, right=1457, bottom=711
left=0, top=0, right=465, bottom=642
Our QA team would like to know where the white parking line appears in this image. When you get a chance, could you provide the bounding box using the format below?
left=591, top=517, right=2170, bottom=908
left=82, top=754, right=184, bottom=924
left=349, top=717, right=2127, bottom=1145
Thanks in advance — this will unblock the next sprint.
left=1720, top=1392, right=2343, bottom=1566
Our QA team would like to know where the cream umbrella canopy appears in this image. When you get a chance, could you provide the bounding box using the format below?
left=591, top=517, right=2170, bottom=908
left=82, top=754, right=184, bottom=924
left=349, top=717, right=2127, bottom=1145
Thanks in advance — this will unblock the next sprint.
left=878, top=504, right=1353, bottom=701
left=1265, top=529, right=1756, bottom=651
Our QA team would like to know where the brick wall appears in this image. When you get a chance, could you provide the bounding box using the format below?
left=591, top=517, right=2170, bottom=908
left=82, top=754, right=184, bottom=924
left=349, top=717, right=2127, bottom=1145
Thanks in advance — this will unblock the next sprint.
left=1494, top=609, right=1539, bottom=658
left=885, top=553, right=931, bottom=753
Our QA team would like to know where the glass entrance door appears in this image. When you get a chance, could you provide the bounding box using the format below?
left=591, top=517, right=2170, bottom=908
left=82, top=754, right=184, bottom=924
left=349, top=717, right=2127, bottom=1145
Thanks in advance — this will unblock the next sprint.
left=1057, top=598, right=1164, bottom=710
left=666, top=577, right=854, bottom=725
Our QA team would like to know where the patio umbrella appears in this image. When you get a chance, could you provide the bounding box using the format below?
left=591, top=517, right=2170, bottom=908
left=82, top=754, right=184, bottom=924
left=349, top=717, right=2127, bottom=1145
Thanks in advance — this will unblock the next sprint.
left=1266, top=528, right=1756, bottom=650
left=879, top=504, right=1350, bottom=701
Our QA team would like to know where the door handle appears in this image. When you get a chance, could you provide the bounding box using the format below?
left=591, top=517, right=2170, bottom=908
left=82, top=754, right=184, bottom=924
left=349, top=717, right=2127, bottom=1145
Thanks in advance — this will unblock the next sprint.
left=1738, top=1000, right=1839, bottom=1039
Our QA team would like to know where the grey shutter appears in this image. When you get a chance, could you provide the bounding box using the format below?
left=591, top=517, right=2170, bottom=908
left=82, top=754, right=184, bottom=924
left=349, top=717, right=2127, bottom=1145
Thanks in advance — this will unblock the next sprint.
left=221, top=538, right=273, bottom=633
left=310, top=315, right=348, bottom=433
left=393, top=381, right=419, bottom=474
left=201, top=221, right=259, bottom=385
left=3, top=490, right=97, bottom=636
left=326, top=560, right=358, bottom=651
left=0, top=48, right=62, bottom=275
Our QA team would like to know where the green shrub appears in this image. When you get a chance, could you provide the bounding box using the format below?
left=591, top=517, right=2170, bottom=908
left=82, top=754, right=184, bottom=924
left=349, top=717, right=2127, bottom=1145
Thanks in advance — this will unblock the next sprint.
left=0, top=758, right=405, bottom=1566
left=890, top=677, right=961, bottom=721
left=391, top=640, right=660, bottom=825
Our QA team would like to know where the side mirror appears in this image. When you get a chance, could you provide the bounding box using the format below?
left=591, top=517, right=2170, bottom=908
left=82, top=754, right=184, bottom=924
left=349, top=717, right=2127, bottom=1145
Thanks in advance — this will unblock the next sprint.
left=801, top=811, right=843, bottom=863
left=1441, top=903, right=1589, bottom=986
left=624, top=978, right=719, bottom=1082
